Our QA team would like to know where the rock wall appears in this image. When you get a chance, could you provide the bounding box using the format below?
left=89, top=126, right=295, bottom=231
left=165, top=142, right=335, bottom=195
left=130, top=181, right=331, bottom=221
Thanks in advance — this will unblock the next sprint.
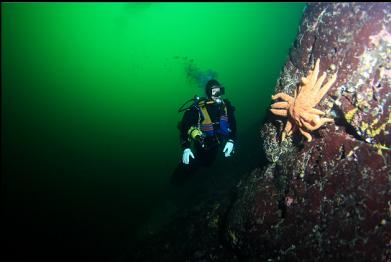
left=226, top=3, right=391, bottom=261
left=126, top=3, right=391, bottom=261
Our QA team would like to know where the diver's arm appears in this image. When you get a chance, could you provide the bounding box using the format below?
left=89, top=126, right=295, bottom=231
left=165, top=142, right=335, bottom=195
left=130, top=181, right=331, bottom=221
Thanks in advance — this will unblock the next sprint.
left=179, top=107, right=199, bottom=149
left=225, top=100, right=237, bottom=141
left=220, top=99, right=236, bottom=157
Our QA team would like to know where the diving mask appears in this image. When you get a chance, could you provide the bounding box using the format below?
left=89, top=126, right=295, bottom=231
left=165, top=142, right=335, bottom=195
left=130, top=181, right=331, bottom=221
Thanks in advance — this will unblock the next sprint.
left=211, top=86, right=225, bottom=97
left=211, top=86, right=225, bottom=104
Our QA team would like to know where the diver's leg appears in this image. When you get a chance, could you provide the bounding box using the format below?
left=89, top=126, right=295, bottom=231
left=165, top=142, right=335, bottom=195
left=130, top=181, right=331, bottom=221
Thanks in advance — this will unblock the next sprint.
left=199, top=142, right=219, bottom=167
left=170, top=156, right=200, bottom=186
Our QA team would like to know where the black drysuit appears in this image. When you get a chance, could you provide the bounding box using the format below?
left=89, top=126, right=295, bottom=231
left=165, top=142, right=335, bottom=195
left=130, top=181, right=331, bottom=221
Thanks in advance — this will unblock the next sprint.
left=171, top=98, right=237, bottom=185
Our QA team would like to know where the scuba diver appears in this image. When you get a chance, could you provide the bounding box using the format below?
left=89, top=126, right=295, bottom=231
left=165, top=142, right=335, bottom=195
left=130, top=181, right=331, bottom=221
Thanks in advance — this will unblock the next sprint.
left=171, top=79, right=237, bottom=185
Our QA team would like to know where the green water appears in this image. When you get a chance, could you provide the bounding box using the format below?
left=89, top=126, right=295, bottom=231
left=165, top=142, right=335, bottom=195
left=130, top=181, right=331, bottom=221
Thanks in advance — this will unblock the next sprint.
left=2, top=3, right=305, bottom=261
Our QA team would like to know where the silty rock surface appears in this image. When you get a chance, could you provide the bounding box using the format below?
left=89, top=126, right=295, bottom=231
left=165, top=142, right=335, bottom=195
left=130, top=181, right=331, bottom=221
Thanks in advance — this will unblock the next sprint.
left=227, top=2, right=391, bottom=261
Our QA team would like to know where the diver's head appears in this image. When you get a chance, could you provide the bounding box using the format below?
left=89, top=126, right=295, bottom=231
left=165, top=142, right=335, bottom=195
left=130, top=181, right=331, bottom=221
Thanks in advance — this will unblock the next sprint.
left=205, top=79, right=225, bottom=103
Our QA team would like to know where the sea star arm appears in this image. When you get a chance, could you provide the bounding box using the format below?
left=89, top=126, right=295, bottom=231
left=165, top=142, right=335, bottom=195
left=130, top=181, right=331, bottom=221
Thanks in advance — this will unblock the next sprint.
left=308, top=58, right=321, bottom=89
left=299, top=111, right=319, bottom=124
left=313, top=72, right=327, bottom=92
left=271, top=93, right=294, bottom=103
left=302, top=117, right=334, bottom=131
left=282, top=119, right=293, bottom=141
left=270, top=108, right=288, bottom=116
left=315, top=73, right=337, bottom=104
left=299, top=127, right=313, bottom=142
left=271, top=101, right=289, bottom=109
left=308, top=108, right=326, bottom=116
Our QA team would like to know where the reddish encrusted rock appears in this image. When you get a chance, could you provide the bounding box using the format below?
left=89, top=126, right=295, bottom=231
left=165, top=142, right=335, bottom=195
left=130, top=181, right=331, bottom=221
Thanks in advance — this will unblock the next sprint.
left=227, top=2, right=391, bottom=261
left=126, top=3, right=390, bottom=262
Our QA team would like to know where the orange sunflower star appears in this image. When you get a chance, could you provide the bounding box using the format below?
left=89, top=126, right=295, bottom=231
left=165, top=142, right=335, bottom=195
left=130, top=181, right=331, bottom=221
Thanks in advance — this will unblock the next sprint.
left=270, top=58, right=337, bottom=142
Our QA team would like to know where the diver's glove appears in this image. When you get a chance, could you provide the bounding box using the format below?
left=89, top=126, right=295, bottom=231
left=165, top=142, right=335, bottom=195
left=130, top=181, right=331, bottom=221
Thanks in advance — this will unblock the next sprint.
left=182, top=148, right=195, bottom=165
left=223, top=139, right=235, bottom=157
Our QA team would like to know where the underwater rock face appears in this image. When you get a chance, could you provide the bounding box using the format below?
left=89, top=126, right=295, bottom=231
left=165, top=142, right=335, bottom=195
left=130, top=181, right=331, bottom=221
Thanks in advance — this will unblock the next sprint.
left=127, top=3, right=390, bottom=261
left=227, top=2, right=391, bottom=261
left=127, top=193, right=240, bottom=262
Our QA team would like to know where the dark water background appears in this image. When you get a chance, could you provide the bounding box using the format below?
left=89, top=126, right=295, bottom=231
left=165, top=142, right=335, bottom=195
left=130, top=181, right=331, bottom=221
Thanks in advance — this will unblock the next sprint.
left=2, top=3, right=305, bottom=261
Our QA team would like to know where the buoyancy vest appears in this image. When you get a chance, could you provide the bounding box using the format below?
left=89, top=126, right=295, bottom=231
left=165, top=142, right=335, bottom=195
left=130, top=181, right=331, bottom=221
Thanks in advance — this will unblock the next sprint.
left=198, top=100, right=230, bottom=138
